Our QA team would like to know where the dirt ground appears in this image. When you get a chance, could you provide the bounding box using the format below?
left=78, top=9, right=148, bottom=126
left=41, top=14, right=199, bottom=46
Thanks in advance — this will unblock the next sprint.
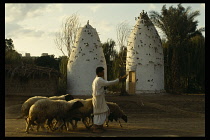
left=5, top=93, right=205, bottom=137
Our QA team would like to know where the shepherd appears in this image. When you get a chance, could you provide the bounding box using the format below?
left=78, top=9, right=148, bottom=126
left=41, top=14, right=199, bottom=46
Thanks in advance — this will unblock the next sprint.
left=92, top=67, right=127, bottom=133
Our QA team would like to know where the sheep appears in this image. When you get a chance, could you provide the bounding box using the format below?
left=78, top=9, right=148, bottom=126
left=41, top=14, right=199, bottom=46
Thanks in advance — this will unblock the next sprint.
left=69, top=98, right=93, bottom=129
left=67, top=99, right=128, bottom=130
left=48, top=94, right=74, bottom=101
left=25, top=98, right=83, bottom=133
left=105, top=102, right=127, bottom=127
left=18, top=94, right=74, bottom=119
left=47, top=94, right=74, bottom=130
left=65, top=98, right=93, bottom=130
left=74, top=101, right=127, bottom=128
left=63, top=99, right=127, bottom=130
left=18, top=94, right=73, bottom=132
left=45, top=99, right=82, bottom=132
left=17, top=94, right=73, bottom=130
left=18, top=96, right=48, bottom=120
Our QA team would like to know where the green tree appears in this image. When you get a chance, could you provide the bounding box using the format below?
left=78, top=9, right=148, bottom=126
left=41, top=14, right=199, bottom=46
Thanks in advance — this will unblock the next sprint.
left=102, top=39, right=117, bottom=81
left=57, top=56, right=68, bottom=95
left=112, top=21, right=130, bottom=95
left=21, top=56, right=35, bottom=65
left=149, top=4, right=204, bottom=94
left=34, top=55, right=59, bottom=70
left=186, top=35, right=205, bottom=93
left=102, top=39, right=128, bottom=94
left=150, top=4, right=201, bottom=43
left=5, top=38, right=14, bottom=52
left=5, top=38, right=22, bottom=65
left=5, top=50, right=22, bottom=65
left=112, top=46, right=127, bottom=95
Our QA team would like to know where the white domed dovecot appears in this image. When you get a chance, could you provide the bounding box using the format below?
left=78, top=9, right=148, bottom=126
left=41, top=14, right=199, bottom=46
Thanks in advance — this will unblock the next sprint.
left=126, top=11, right=165, bottom=94
left=67, top=21, right=107, bottom=95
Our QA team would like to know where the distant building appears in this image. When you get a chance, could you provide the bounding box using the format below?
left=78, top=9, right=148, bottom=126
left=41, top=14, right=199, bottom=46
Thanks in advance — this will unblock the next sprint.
left=126, top=11, right=165, bottom=94
left=25, top=53, right=30, bottom=57
left=67, top=21, right=107, bottom=95
left=42, top=53, right=48, bottom=56
left=21, top=53, right=52, bottom=58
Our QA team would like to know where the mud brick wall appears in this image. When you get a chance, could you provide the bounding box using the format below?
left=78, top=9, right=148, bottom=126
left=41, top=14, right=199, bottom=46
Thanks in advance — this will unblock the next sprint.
left=5, top=76, right=58, bottom=96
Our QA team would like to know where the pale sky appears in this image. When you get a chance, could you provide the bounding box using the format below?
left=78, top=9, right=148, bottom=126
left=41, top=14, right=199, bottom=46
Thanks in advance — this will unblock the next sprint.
left=5, top=3, right=205, bottom=58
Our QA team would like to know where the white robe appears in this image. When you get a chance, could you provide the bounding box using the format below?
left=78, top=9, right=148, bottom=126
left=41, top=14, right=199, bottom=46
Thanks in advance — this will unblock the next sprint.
left=92, top=76, right=119, bottom=125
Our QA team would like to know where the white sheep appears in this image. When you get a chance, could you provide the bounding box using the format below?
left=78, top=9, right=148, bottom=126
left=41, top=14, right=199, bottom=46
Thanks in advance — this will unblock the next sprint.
left=18, top=94, right=73, bottom=132
left=25, top=98, right=83, bottom=133
left=18, top=96, right=48, bottom=120
left=18, top=94, right=74, bottom=120
left=105, top=102, right=127, bottom=127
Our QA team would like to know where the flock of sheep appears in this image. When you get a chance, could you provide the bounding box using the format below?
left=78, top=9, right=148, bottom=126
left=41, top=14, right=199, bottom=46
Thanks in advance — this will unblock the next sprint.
left=17, top=94, right=127, bottom=133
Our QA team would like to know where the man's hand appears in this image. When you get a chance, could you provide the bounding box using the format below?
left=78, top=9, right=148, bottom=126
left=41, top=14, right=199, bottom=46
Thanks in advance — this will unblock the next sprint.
left=119, top=74, right=128, bottom=82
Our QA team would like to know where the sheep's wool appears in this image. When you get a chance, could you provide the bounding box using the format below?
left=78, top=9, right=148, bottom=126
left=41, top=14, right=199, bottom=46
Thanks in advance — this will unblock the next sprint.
left=126, top=11, right=165, bottom=94
left=67, top=21, right=107, bottom=95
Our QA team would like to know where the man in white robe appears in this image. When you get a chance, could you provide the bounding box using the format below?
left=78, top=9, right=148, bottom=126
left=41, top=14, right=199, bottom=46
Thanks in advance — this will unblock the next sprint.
left=92, top=67, right=127, bottom=133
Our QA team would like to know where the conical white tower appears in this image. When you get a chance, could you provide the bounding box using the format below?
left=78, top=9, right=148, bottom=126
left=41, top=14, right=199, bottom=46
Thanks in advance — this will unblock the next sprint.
left=67, top=21, right=107, bottom=95
left=126, top=11, right=164, bottom=94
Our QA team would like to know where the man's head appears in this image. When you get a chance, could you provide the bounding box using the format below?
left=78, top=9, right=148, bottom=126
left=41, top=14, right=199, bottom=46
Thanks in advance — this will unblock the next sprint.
left=96, top=67, right=104, bottom=77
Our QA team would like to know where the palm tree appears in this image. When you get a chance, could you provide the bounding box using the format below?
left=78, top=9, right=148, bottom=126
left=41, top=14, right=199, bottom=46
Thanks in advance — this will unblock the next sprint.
left=149, top=4, right=201, bottom=43
left=149, top=4, right=204, bottom=93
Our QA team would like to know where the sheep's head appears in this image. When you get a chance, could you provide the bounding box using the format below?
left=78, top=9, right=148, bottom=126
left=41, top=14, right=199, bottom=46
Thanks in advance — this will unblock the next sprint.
left=108, top=113, right=114, bottom=122
left=70, top=101, right=83, bottom=110
left=121, top=114, right=127, bottom=123
left=65, top=94, right=74, bottom=101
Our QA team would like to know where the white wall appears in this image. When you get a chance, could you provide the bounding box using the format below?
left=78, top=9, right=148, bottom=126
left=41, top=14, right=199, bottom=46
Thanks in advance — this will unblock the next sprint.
left=126, top=11, right=164, bottom=94
left=67, top=23, right=107, bottom=95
